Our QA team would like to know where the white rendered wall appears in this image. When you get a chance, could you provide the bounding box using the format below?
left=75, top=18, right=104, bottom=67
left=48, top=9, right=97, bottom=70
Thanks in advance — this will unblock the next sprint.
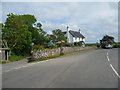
left=68, top=33, right=74, bottom=43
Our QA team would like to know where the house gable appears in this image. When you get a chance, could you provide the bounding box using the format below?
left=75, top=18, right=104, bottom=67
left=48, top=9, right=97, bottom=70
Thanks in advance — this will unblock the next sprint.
left=69, top=30, right=85, bottom=38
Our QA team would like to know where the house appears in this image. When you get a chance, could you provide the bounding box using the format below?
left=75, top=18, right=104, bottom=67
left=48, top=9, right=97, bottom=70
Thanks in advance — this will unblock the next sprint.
left=64, top=26, right=85, bottom=45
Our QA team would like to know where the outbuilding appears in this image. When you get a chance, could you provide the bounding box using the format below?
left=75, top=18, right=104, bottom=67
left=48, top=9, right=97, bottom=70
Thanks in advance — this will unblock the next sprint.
left=0, top=48, right=10, bottom=62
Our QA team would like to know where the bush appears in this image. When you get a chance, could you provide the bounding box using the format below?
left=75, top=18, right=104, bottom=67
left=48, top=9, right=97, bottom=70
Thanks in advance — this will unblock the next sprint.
left=32, top=44, right=58, bottom=51
left=74, top=42, right=78, bottom=46
left=62, top=43, right=74, bottom=47
left=74, top=42, right=82, bottom=46
left=45, top=45, right=58, bottom=49
left=32, top=45, right=45, bottom=51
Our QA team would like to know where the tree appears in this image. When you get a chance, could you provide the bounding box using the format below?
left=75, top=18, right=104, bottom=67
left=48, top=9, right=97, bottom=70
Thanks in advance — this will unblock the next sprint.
left=51, top=29, right=67, bottom=42
left=2, top=13, right=36, bottom=55
left=0, top=23, right=2, bottom=48
left=28, top=26, right=47, bottom=45
left=37, top=22, right=46, bottom=36
left=100, top=35, right=114, bottom=48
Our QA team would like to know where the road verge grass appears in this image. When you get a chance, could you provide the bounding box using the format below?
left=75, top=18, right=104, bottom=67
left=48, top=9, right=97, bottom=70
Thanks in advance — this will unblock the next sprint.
left=1, top=55, right=29, bottom=64
left=9, top=55, right=28, bottom=62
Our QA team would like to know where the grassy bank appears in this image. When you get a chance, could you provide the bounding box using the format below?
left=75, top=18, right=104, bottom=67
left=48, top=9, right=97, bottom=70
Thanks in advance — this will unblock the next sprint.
left=9, top=55, right=28, bottom=62
left=1, top=55, right=29, bottom=64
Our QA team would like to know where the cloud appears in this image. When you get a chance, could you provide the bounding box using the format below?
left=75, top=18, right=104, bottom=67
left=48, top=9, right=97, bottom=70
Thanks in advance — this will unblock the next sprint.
left=0, top=3, right=2, bottom=23
left=2, top=2, right=118, bottom=43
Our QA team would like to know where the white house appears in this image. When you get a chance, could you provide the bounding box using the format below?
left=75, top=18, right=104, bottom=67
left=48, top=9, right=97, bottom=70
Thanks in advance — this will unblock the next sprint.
left=64, top=26, right=85, bottom=44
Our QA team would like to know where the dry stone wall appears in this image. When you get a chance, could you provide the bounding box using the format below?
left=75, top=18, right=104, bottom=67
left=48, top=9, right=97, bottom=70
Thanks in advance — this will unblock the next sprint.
left=31, top=46, right=95, bottom=60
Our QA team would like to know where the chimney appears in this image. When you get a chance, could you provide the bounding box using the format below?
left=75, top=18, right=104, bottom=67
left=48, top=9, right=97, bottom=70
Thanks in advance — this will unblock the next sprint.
left=67, top=26, right=70, bottom=31
left=79, top=29, right=81, bottom=33
left=66, top=26, right=70, bottom=43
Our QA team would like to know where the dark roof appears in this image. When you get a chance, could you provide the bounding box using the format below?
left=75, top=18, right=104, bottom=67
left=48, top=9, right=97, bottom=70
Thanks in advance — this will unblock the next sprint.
left=69, top=30, right=85, bottom=38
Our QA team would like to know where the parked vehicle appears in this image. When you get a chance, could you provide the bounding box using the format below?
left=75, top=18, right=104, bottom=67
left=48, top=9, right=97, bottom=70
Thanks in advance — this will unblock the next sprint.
left=105, top=44, right=113, bottom=49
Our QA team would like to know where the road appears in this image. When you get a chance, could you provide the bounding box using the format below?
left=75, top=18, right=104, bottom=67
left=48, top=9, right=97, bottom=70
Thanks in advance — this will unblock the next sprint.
left=2, top=48, right=119, bottom=88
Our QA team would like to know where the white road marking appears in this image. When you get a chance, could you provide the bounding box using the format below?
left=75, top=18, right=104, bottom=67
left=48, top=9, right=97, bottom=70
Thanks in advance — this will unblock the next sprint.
left=107, top=56, right=110, bottom=61
left=107, top=50, right=120, bottom=78
left=21, top=66, right=27, bottom=68
left=110, top=64, right=120, bottom=78
left=14, top=67, right=22, bottom=69
left=5, top=70, right=11, bottom=72
left=31, top=63, right=36, bottom=64
left=107, top=52, right=108, bottom=56
left=3, top=58, right=55, bottom=72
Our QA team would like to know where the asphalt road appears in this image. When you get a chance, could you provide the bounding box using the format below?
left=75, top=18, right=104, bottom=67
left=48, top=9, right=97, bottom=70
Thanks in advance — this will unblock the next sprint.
left=2, top=48, right=119, bottom=88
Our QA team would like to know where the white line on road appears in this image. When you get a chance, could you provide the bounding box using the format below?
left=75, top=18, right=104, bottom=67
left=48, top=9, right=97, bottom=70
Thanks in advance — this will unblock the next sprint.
left=107, top=56, right=110, bottom=61
left=14, top=67, right=22, bottom=70
left=107, top=50, right=120, bottom=78
left=110, top=64, right=120, bottom=78
left=3, top=58, right=55, bottom=73
left=5, top=70, right=11, bottom=72
left=107, top=52, right=109, bottom=56
left=21, top=66, right=27, bottom=68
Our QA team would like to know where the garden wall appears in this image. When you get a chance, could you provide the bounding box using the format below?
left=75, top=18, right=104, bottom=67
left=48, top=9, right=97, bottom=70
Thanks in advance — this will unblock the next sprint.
left=31, top=46, right=95, bottom=60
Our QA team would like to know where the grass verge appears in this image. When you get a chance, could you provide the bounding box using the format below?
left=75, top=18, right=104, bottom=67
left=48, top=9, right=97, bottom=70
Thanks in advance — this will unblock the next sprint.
left=1, top=55, right=28, bottom=64
left=0, top=62, right=2, bottom=64
left=0, top=61, right=9, bottom=64
left=29, top=48, right=98, bottom=63
left=9, top=55, right=28, bottom=62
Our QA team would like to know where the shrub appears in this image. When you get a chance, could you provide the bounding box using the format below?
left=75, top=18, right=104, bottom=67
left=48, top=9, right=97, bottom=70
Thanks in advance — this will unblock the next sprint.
left=32, top=44, right=58, bottom=51
left=74, top=42, right=82, bottom=46
left=32, top=45, right=45, bottom=51
left=45, top=45, right=58, bottom=49
left=62, top=43, right=74, bottom=47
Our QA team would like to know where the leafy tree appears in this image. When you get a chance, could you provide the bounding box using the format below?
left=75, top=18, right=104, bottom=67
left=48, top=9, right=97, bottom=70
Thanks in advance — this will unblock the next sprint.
left=48, top=34, right=56, bottom=42
left=51, top=29, right=67, bottom=42
left=0, top=23, right=2, bottom=48
left=2, top=13, right=49, bottom=56
left=2, top=13, right=36, bottom=55
left=100, top=35, right=114, bottom=48
left=28, top=26, right=47, bottom=45
left=37, top=22, right=46, bottom=36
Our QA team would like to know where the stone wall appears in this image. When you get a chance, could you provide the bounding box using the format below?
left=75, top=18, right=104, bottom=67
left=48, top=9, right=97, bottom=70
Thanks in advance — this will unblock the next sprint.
left=31, top=46, right=95, bottom=60
left=31, top=48, right=61, bottom=60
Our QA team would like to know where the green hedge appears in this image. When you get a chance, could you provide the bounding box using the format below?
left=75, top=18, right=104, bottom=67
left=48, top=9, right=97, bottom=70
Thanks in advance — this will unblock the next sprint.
left=85, top=43, right=97, bottom=46
left=113, top=43, right=120, bottom=48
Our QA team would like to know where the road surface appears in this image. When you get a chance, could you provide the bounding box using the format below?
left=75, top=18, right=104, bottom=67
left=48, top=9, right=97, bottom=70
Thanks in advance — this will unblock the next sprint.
left=2, top=48, right=119, bottom=88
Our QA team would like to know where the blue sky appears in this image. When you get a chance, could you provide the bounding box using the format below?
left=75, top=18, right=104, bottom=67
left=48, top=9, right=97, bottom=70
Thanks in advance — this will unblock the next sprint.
left=1, top=2, right=118, bottom=43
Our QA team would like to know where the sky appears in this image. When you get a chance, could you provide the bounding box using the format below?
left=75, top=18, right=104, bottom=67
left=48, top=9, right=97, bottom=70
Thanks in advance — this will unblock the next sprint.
left=1, top=2, right=118, bottom=43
